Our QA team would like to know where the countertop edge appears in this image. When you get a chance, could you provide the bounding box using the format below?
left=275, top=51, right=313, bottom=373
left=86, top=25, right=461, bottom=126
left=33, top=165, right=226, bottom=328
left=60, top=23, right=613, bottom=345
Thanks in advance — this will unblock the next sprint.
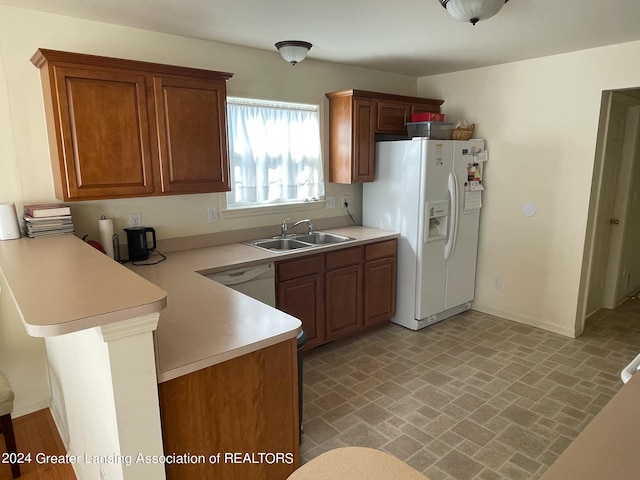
left=157, top=328, right=301, bottom=383
left=22, top=297, right=168, bottom=337
left=0, top=235, right=168, bottom=338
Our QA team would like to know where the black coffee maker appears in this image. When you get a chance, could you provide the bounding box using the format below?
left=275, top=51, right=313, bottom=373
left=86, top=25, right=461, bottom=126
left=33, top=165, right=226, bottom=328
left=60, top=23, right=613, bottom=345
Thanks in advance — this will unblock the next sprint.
left=123, top=227, right=156, bottom=261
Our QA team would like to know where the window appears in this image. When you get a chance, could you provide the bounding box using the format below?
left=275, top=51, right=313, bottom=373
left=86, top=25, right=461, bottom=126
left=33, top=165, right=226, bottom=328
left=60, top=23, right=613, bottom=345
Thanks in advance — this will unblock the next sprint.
left=226, top=97, right=325, bottom=209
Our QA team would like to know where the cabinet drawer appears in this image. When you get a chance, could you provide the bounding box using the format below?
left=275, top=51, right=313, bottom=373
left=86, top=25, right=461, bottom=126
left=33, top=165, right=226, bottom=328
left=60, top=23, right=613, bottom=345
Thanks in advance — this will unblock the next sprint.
left=277, top=254, right=324, bottom=282
left=326, top=246, right=363, bottom=270
left=365, top=239, right=397, bottom=260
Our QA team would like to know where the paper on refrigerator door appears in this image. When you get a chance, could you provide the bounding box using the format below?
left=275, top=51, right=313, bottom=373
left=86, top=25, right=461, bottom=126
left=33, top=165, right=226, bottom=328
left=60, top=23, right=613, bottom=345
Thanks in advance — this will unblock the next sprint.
left=464, top=190, right=482, bottom=213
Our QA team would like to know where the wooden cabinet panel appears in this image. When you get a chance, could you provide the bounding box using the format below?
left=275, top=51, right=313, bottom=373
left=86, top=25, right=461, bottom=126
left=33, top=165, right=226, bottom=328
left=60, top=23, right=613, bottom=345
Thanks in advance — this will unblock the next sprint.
left=365, top=239, right=397, bottom=260
left=377, top=101, right=411, bottom=134
left=364, top=256, right=397, bottom=327
left=159, top=339, right=299, bottom=480
left=326, top=89, right=443, bottom=184
left=326, top=246, right=363, bottom=270
left=276, top=239, right=397, bottom=350
left=32, top=49, right=233, bottom=201
left=153, top=76, right=229, bottom=194
left=277, top=274, right=325, bottom=350
left=326, top=263, right=363, bottom=340
left=352, top=99, right=376, bottom=182
left=411, top=102, right=440, bottom=116
left=327, top=94, right=375, bottom=183
left=277, top=254, right=324, bottom=281
left=49, top=66, right=155, bottom=200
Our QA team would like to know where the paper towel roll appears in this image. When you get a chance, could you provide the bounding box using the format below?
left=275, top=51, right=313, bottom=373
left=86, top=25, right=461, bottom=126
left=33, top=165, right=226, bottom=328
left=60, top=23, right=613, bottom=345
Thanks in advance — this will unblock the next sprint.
left=0, top=203, right=21, bottom=240
left=98, top=216, right=115, bottom=258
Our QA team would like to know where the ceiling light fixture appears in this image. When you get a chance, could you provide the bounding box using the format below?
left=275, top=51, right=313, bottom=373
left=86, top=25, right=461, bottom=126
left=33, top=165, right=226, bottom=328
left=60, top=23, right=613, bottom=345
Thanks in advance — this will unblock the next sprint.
left=275, top=40, right=312, bottom=65
left=439, top=0, right=509, bottom=25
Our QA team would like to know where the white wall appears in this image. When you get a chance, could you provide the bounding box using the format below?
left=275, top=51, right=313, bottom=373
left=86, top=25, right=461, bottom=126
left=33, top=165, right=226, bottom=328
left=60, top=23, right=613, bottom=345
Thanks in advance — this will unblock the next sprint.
left=0, top=272, right=50, bottom=416
left=417, top=40, right=640, bottom=337
left=0, top=5, right=417, bottom=414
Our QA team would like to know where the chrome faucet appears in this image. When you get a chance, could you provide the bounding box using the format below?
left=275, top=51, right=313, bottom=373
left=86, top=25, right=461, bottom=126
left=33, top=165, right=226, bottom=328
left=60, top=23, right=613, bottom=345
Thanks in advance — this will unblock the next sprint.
left=280, top=218, right=291, bottom=236
left=280, top=218, right=313, bottom=236
left=292, top=218, right=314, bottom=234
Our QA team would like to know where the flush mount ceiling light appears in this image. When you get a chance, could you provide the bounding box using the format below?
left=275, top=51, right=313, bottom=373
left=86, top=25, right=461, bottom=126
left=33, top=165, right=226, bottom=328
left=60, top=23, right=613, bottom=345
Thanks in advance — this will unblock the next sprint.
left=275, top=40, right=312, bottom=65
left=439, top=0, right=509, bottom=25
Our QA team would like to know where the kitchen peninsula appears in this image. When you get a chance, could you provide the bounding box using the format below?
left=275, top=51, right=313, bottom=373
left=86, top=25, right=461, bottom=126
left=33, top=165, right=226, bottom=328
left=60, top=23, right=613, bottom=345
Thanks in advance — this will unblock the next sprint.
left=0, top=234, right=168, bottom=480
left=0, top=225, right=398, bottom=480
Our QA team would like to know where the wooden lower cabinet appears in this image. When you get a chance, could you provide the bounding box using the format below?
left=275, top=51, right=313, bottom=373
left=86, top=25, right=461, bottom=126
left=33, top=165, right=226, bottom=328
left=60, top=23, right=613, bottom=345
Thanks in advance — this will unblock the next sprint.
left=325, top=247, right=364, bottom=340
left=276, top=239, right=397, bottom=350
left=364, top=257, right=397, bottom=326
left=276, top=254, right=325, bottom=350
left=158, top=339, right=299, bottom=480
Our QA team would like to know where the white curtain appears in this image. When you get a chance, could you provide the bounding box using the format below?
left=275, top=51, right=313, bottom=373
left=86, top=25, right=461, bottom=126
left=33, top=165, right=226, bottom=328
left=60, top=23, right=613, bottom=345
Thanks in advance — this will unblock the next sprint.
left=226, top=98, right=325, bottom=207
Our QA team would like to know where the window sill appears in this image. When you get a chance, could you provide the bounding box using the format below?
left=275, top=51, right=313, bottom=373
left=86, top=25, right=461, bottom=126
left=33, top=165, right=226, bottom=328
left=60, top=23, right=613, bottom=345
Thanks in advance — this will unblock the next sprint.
left=221, top=200, right=327, bottom=219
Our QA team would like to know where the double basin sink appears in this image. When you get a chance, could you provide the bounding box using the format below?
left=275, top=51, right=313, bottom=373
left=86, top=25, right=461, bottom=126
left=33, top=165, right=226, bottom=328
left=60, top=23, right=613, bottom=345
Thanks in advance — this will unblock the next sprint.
left=245, top=232, right=353, bottom=253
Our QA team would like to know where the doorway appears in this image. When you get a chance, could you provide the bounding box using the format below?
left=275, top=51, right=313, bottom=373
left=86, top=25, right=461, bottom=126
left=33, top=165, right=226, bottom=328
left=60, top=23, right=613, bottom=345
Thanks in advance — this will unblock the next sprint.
left=579, top=88, right=640, bottom=333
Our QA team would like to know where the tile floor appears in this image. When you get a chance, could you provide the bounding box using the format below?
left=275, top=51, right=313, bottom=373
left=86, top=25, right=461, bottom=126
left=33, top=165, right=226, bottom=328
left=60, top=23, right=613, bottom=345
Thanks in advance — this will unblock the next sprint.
left=300, top=300, right=640, bottom=480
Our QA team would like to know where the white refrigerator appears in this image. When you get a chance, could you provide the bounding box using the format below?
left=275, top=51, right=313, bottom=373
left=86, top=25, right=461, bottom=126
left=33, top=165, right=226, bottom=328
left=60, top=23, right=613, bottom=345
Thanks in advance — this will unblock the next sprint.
left=363, top=138, right=487, bottom=330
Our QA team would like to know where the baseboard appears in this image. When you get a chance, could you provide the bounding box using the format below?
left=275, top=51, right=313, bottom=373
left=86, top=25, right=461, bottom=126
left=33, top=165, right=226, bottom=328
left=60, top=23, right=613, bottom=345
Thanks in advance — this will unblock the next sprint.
left=48, top=398, right=70, bottom=449
left=472, top=304, right=578, bottom=338
left=12, top=397, right=51, bottom=418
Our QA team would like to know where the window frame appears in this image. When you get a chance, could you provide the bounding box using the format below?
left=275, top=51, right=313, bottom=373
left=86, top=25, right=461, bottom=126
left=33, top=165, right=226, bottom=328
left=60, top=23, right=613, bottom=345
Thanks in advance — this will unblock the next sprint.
left=222, top=96, right=326, bottom=215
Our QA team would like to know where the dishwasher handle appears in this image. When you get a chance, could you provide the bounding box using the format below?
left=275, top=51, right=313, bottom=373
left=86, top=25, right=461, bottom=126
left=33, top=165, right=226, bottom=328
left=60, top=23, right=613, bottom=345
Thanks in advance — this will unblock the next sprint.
left=209, top=263, right=274, bottom=286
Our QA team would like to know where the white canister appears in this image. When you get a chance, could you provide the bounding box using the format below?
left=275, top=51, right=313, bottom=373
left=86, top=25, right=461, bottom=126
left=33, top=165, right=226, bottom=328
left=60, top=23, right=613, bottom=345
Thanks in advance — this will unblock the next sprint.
left=0, top=203, right=21, bottom=240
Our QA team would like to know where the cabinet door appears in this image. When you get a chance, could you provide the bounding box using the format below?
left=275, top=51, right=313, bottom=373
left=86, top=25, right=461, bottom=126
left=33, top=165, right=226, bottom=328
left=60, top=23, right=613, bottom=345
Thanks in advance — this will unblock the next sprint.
left=326, top=264, right=363, bottom=340
left=328, top=95, right=376, bottom=184
left=159, top=339, right=299, bottom=479
left=153, top=76, right=230, bottom=194
left=277, top=274, right=325, bottom=350
left=52, top=66, right=155, bottom=200
left=364, top=257, right=397, bottom=327
left=352, top=98, right=377, bottom=182
left=410, top=103, right=441, bottom=116
left=377, top=101, right=411, bottom=134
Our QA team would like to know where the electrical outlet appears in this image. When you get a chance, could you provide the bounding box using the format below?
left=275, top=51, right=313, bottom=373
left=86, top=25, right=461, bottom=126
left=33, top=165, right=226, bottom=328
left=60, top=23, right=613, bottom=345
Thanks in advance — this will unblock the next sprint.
left=325, top=196, right=336, bottom=209
left=128, top=213, right=142, bottom=227
left=341, top=196, right=349, bottom=209
left=493, top=277, right=502, bottom=289
left=207, top=207, right=218, bottom=223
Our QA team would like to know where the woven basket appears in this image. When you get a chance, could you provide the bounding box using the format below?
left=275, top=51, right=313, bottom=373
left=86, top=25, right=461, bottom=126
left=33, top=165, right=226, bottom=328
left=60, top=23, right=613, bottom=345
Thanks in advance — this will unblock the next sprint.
left=450, top=124, right=475, bottom=140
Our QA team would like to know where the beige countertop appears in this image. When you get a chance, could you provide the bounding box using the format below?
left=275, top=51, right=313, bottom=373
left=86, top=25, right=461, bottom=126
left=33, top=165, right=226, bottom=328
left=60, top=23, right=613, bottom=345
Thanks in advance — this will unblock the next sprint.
left=130, top=226, right=399, bottom=382
left=0, top=226, right=397, bottom=384
left=539, top=370, right=640, bottom=480
left=0, top=234, right=167, bottom=337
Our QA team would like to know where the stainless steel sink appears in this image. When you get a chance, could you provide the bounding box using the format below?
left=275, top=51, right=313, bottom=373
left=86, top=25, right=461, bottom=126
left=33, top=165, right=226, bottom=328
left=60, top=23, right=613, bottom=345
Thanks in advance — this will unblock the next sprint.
left=292, top=232, right=352, bottom=245
left=250, top=238, right=312, bottom=252
left=245, top=231, right=353, bottom=252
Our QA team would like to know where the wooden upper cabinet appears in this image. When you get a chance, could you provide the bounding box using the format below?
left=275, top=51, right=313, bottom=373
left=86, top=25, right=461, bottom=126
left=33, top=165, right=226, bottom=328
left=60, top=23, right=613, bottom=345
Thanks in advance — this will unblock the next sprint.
left=376, top=101, right=411, bottom=134
left=326, top=89, right=443, bottom=184
left=31, top=49, right=233, bottom=201
left=352, top=98, right=377, bottom=183
left=153, top=76, right=230, bottom=194
left=327, top=94, right=375, bottom=183
left=42, top=65, right=156, bottom=200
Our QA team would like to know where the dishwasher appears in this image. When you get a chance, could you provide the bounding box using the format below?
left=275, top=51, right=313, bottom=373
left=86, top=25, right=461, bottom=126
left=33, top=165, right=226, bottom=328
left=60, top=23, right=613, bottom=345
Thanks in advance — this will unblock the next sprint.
left=206, top=262, right=307, bottom=442
left=206, top=262, right=276, bottom=307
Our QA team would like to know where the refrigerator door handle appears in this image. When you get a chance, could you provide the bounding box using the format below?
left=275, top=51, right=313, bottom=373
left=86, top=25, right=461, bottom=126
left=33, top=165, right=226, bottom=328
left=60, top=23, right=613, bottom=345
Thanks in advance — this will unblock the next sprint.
left=445, top=172, right=458, bottom=261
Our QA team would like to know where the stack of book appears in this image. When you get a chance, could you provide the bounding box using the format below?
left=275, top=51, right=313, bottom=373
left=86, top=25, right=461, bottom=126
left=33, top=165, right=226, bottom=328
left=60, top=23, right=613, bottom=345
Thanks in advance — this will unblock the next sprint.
left=23, top=204, right=74, bottom=238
